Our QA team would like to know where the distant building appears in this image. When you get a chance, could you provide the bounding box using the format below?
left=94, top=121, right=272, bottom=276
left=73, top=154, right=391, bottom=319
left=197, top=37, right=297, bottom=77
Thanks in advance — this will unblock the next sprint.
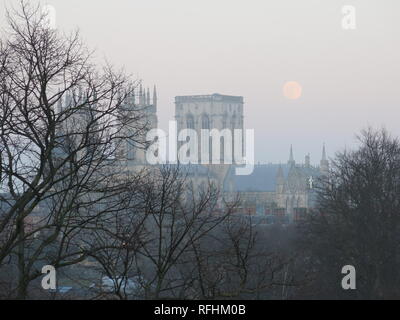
left=174, top=93, right=245, bottom=191
left=117, top=84, right=158, bottom=165
left=53, top=89, right=329, bottom=224
left=174, top=93, right=329, bottom=223
left=175, top=93, right=244, bottom=163
left=223, top=146, right=328, bottom=223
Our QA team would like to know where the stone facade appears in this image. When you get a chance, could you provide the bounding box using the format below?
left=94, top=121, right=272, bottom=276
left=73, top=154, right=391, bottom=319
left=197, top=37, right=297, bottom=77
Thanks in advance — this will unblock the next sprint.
left=174, top=93, right=245, bottom=191
left=175, top=94, right=243, bottom=161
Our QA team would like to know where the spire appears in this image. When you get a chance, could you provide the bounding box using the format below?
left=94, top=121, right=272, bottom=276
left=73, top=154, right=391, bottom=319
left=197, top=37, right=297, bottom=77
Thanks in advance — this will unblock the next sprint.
left=153, top=85, right=157, bottom=108
left=139, top=84, right=144, bottom=105
left=320, top=143, right=329, bottom=175
left=142, top=87, right=146, bottom=105
left=146, top=88, right=150, bottom=105
left=288, top=145, right=295, bottom=166
left=290, top=145, right=294, bottom=161
left=305, top=153, right=310, bottom=168
left=322, top=143, right=327, bottom=161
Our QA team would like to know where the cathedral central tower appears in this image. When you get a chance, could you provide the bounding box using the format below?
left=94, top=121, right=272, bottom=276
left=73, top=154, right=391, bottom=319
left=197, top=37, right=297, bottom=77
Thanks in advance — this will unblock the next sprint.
left=175, top=93, right=244, bottom=164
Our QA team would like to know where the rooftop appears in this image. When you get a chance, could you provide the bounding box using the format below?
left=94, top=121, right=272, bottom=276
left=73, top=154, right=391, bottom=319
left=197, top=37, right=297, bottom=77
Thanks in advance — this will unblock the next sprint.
left=223, top=164, right=321, bottom=192
left=175, top=93, right=243, bottom=104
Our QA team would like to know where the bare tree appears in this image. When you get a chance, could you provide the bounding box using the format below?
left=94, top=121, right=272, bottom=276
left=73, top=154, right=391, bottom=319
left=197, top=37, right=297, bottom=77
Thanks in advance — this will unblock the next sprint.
left=0, top=1, right=148, bottom=299
left=0, top=1, right=306, bottom=301
left=82, top=171, right=152, bottom=300
left=299, top=128, right=400, bottom=299
left=125, top=165, right=239, bottom=299
left=79, top=165, right=241, bottom=300
left=181, top=214, right=297, bottom=300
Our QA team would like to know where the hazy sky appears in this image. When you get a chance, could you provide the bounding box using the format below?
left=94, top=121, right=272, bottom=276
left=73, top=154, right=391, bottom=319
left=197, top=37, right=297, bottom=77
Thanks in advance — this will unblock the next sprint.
left=1, top=0, right=400, bottom=164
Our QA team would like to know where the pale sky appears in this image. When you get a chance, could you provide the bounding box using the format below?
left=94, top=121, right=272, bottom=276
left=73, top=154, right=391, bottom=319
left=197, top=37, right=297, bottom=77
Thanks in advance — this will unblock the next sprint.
left=1, top=0, right=400, bottom=164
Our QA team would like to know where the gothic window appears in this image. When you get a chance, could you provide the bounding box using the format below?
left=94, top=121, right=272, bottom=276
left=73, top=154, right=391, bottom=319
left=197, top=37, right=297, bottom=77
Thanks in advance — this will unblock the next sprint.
left=186, top=114, right=194, bottom=129
left=202, top=114, right=210, bottom=129
left=222, top=113, right=227, bottom=129
left=221, top=138, right=225, bottom=162
left=231, top=115, right=236, bottom=129
left=231, top=115, right=236, bottom=160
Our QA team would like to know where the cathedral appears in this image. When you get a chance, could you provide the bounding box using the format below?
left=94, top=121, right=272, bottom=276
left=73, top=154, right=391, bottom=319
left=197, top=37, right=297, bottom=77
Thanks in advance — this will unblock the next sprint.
left=173, top=93, right=329, bottom=223
left=175, top=94, right=329, bottom=223
left=54, top=83, right=158, bottom=176
left=58, top=88, right=329, bottom=224
left=175, top=93, right=244, bottom=163
left=222, top=145, right=328, bottom=223
left=116, top=84, right=158, bottom=167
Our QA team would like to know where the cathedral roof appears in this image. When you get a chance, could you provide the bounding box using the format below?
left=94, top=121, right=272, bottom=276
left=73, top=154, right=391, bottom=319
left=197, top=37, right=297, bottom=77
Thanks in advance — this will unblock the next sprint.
left=224, top=164, right=321, bottom=192
left=177, top=164, right=219, bottom=178
left=175, top=94, right=243, bottom=104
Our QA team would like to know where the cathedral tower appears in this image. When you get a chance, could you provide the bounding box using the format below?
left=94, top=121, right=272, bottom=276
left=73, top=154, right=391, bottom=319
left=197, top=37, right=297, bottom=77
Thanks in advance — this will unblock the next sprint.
left=118, top=84, right=158, bottom=164
left=174, top=93, right=244, bottom=164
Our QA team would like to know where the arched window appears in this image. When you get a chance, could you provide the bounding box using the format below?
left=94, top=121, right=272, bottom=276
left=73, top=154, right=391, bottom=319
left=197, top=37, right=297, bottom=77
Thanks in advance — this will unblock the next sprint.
left=221, top=138, right=225, bottom=162
left=201, top=114, right=210, bottom=129
left=231, top=115, right=236, bottom=129
left=222, top=113, right=228, bottom=129
left=186, top=114, right=194, bottom=129
left=231, top=115, right=236, bottom=161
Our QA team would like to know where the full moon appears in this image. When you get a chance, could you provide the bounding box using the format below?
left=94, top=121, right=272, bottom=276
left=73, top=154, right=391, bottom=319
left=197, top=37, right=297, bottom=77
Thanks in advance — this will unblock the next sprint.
left=283, top=81, right=302, bottom=100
